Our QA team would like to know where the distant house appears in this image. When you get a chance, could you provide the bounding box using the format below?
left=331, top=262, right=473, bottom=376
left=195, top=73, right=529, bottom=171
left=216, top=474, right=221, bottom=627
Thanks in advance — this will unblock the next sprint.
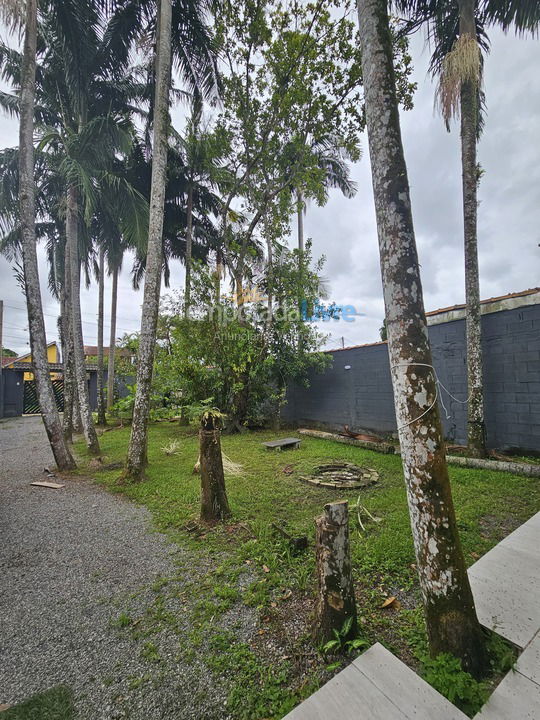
left=83, top=346, right=136, bottom=364
left=3, top=341, right=61, bottom=380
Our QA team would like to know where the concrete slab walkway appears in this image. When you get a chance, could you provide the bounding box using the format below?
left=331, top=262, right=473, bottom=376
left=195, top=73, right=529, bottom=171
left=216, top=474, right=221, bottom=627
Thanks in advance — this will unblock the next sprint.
left=468, top=511, right=540, bottom=650
left=283, top=511, right=540, bottom=720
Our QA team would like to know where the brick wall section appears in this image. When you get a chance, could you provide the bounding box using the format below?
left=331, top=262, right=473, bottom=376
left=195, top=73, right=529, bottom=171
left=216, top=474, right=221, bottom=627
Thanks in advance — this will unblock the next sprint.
left=283, top=303, right=540, bottom=453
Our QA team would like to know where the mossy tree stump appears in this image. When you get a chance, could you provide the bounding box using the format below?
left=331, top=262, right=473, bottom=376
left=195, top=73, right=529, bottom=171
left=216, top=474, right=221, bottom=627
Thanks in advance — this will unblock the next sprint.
left=314, top=500, right=357, bottom=643
left=199, top=413, right=231, bottom=524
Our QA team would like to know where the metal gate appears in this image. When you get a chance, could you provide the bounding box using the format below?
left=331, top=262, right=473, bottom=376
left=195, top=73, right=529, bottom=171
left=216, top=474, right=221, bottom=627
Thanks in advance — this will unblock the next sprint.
left=23, top=379, right=64, bottom=414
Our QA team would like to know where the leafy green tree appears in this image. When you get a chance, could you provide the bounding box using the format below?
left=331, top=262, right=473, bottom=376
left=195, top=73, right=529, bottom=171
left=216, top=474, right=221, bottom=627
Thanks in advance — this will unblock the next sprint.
left=394, top=0, right=540, bottom=456
left=212, top=0, right=414, bottom=307
left=154, top=246, right=330, bottom=432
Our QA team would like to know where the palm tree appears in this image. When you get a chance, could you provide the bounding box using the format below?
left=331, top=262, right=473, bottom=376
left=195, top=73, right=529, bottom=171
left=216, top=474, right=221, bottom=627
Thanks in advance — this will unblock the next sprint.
left=175, top=114, right=224, bottom=317
left=96, top=243, right=106, bottom=425
left=9, top=0, right=76, bottom=470
left=125, top=0, right=174, bottom=480
left=296, top=135, right=358, bottom=259
left=394, top=0, right=540, bottom=456
left=357, top=0, right=486, bottom=675
left=124, top=0, right=220, bottom=480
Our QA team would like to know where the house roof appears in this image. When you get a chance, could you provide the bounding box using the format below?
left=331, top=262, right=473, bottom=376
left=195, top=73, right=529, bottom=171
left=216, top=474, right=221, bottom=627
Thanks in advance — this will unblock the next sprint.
left=3, top=341, right=58, bottom=366
left=425, top=287, right=540, bottom=317
left=84, top=345, right=135, bottom=357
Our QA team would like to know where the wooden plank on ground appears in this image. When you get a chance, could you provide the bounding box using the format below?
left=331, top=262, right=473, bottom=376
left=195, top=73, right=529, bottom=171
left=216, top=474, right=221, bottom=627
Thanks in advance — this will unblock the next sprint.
left=30, top=480, right=65, bottom=489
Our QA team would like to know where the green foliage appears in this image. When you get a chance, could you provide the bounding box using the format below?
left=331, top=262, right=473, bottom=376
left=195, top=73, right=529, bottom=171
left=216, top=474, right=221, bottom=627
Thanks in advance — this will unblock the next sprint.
left=109, top=384, right=136, bottom=421
left=321, top=617, right=370, bottom=656
left=421, top=653, right=488, bottom=716
left=0, top=686, right=75, bottom=720
left=76, top=424, right=539, bottom=719
left=153, top=251, right=330, bottom=429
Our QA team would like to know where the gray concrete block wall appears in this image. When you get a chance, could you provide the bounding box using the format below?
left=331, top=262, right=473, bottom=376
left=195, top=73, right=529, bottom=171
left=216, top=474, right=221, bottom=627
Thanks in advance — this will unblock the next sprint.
left=283, top=303, right=540, bottom=454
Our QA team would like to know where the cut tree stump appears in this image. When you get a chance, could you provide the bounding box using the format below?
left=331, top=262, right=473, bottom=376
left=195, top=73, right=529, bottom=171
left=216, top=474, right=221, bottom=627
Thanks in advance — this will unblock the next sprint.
left=199, top=415, right=231, bottom=523
left=314, top=500, right=357, bottom=644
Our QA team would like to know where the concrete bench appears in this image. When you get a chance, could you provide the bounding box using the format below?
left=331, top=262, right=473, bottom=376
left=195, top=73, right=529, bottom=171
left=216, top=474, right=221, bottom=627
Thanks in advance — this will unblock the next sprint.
left=262, top=437, right=301, bottom=451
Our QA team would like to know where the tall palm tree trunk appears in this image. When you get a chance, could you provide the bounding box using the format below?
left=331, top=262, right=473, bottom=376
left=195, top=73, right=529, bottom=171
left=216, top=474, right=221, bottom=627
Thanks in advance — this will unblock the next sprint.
left=215, top=246, right=223, bottom=302
left=66, top=184, right=100, bottom=454
left=18, top=0, right=75, bottom=470
left=125, top=0, right=172, bottom=480
left=96, top=245, right=106, bottom=425
left=106, top=265, right=118, bottom=411
left=357, top=0, right=486, bottom=676
left=459, top=0, right=485, bottom=457
left=60, top=247, right=73, bottom=442
left=184, top=185, right=193, bottom=318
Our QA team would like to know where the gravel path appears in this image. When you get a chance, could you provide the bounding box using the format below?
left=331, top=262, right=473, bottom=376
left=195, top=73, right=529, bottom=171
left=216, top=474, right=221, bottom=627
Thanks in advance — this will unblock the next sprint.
left=0, top=416, right=243, bottom=719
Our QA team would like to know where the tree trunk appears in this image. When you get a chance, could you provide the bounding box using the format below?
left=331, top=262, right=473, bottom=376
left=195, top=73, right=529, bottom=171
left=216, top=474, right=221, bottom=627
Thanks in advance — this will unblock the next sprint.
left=184, top=185, right=193, bottom=318
left=106, top=264, right=118, bottom=411
left=357, top=0, right=486, bottom=677
left=18, top=0, right=75, bottom=471
left=66, top=184, right=101, bottom=455
left=297, top=190, right=305, bottom=350
left=199, top=414, right=231, bottom=523
left=266, top=236, right=274, bottom=323
left=314, top=500, right=357, bottom=644
left=60, top=244, right=73, bottom=443
left=459, top=0, right=486, bottom=457
left=72, top=390, right=83, bottom=434
left=125, top=0, right=172, bottom=481
left=96, top=245, right=106, bottom=426
left=215, top=246, right=223, bottom=302
left=297, top=189, right=304, bottom=256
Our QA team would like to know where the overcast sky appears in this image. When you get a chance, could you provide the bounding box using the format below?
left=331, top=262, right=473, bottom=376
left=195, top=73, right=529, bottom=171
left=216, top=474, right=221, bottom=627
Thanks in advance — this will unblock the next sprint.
left=1, top=28, right=539, bottom=356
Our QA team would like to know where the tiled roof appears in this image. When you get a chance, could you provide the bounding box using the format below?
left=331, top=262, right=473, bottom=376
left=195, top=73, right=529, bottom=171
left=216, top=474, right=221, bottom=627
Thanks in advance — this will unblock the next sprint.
left=425, top=287, right=540, bottom=317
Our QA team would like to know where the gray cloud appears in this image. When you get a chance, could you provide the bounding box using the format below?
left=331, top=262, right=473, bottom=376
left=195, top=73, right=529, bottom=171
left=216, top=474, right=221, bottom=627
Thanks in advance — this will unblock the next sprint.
left=1, top=29, right=539, bottom=356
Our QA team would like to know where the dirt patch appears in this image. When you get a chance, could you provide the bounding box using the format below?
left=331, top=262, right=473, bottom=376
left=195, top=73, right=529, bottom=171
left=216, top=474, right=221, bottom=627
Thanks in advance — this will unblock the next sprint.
left=479, top=514, right=522, bottom=542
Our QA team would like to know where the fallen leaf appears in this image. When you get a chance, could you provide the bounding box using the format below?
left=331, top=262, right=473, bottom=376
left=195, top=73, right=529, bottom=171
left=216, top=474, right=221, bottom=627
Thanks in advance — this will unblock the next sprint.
left=380, top=596, right=397, bottom=609
left=262, top=564, right=270, bottom=573
left=270, top=601, right=277, bottom=608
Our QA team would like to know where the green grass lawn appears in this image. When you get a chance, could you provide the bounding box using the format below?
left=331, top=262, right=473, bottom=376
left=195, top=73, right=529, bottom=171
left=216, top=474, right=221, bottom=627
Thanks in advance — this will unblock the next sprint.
left=74, top=423, right=539, bottom=719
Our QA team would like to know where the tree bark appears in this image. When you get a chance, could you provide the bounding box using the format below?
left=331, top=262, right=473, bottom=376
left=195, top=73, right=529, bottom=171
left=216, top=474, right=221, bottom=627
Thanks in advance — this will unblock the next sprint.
left=459, top=0, right=486, bottom=457
left=66, top=184, right=101, bottom=455
left=314, top=500, right=357, bottom=644
left=60, top=243, right=73, bottom=443
left=215, top=246, right=223, bottom=302
left=18, top=0, right=75, bottom=471
left=125, top=0, right=172, bottom=480
left=199, top=414, right=231, bottom=523
left=106, top=264, right=118, bottom=411
left=297, top=189, right=304, bottom=256
left=96, top=245, right=106, bottom=425
left=357, top=0, right=486, bottom=676
left=184, top=185, right=193, bottom=318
